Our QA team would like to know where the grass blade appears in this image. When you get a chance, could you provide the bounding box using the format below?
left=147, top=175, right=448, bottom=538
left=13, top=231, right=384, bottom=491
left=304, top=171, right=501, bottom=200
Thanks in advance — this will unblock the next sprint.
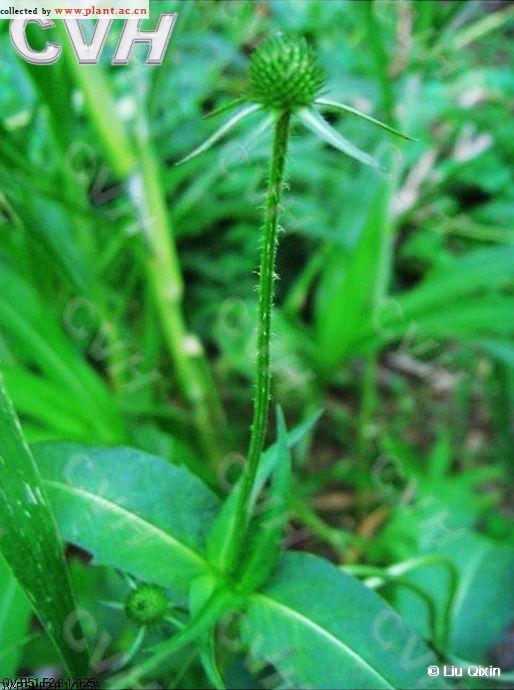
left=0, top=375, right=89, bottom=677
left=0, top=554, right=32, bottom=676
left=315, top=173, right=395, bottom=371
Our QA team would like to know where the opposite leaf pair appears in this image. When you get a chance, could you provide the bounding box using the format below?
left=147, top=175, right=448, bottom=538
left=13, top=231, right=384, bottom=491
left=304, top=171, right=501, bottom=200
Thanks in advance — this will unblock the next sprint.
left=32, top=425, right=445, bottom=689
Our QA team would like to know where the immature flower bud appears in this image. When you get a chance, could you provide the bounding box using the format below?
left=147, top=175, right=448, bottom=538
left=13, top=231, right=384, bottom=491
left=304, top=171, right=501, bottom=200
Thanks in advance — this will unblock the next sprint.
left=125, top=584, right=169, bottom=626
left=248, top=35, right=326, bottom=111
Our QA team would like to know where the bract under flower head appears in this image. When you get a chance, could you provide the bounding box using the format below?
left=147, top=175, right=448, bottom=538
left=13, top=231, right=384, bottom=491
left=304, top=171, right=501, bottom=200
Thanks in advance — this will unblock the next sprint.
left=176, top=33, right=413, bottom=169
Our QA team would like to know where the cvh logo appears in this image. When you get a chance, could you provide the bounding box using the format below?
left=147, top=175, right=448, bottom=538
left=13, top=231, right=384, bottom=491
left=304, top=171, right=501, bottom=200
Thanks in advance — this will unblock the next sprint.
left=9, top=13, right=177, bottom=65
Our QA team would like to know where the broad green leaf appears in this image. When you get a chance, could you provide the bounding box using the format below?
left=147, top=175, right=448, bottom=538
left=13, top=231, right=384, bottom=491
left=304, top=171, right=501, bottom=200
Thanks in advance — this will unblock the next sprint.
left=32, top=443, right=220, bottom=600
left=240, top=408, right=292, bottom=590
left=206, top=411, right=322, bottom=569
left=0, top=376, right=89, bottom=677
left=243, top=552, right=447, bottom=690
left=0, top=553, right=32, bottom=676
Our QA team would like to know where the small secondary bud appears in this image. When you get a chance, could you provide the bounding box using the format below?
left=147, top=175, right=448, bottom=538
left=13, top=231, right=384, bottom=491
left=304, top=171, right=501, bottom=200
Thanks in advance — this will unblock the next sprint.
left=124, top=584, right=169, bottom=626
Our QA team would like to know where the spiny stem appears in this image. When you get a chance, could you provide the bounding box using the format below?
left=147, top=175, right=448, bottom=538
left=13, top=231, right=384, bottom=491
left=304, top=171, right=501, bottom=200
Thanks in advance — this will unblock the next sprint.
left=227, top=110, right=292, bottom=571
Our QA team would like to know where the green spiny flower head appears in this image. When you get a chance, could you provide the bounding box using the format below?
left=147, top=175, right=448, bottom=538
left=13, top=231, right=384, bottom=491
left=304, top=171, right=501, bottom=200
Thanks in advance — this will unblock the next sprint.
left=177, top=34, right=413, bottom=168
left=248, top=35, right=326, bottom=111
left=125, top=584, right=169, bottom=627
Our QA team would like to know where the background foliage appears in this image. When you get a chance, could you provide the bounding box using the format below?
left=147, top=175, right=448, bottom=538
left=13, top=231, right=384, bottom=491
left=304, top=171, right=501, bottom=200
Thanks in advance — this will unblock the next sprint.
left=0, top=0, right=513, bottom=686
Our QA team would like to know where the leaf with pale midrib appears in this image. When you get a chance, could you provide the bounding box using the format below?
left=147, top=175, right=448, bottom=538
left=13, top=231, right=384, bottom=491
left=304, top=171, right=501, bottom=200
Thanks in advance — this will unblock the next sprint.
left=32, top=443, right=220, bottom=601
left=243, top=552, right=449, bottom=690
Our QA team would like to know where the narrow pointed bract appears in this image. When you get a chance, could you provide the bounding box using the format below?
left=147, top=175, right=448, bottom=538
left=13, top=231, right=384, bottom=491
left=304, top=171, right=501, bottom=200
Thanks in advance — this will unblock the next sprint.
left=249, top=114, right=275, bottom=141
left=176, top=103, right=262, bottom=166
left=315, top=97, right=417, bottom=142
left=177, top=36, right=413, bottom=171
left=299, top=107, right=383, bottom=170
left=204, top=97, right=246, bottom=120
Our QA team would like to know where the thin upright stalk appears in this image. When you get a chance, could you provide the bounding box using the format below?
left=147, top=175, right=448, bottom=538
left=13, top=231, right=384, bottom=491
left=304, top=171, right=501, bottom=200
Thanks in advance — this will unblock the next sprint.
left=132, top=137, right=224, bottom=465
left=227, top=110, right=291, bottom=571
